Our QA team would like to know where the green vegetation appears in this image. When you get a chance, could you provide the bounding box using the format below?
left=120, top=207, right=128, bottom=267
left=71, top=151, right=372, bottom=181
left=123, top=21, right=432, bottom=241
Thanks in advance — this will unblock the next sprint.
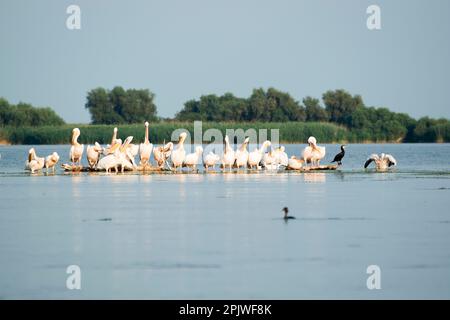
left=0, top=97, right=65, bottom=127
left=1, top=87, right=449, bottom=144
left=0, top=122, right=349, bottom=145
left=176, top=88, right=306, bottom=122
left=85, top=86, right=158, bottom=124
left=175, top=88, right=450, bottom=143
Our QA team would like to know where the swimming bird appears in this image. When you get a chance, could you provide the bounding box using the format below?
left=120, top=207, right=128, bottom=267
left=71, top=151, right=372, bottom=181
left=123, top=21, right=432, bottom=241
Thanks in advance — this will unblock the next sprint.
left=364, top=153, right=397, bottom=171
left=302, top=136, right=325, bottom=166
left=222, top=135, right=235, bottom=171
left=203, top=151, right=220, bottom=171
left=282, top=207, right=295, bottom=220
left=184, top=146, right=203, bottom=171
left=171, top=132, right=188, bottom=171
left=235, top=137, right=250, bottom=170
left=154, top=141, right=174, bottom=169
left=86, top=142, right=103, bottom=169
left=331, top=145, right=346, bottom=165
left=45, top=152, right=60, bottom=172
left=69, top=128, right=84, bottom=166
left=25, top=148, right=45, bottom=173
left=139, top=121, right=154, bottom=166
left=248, top=140, right=271, bottom=169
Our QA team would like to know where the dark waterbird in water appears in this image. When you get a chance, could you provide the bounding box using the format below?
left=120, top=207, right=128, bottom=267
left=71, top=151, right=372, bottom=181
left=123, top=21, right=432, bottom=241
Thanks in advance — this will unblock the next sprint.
left=282, top=207, right=295, bottom=220
left=331, top=145, right=346, bottom=165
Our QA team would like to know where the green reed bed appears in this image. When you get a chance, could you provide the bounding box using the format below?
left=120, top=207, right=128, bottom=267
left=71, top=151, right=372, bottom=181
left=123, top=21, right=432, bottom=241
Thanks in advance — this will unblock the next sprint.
left=1, top=121, right=358, bottom=145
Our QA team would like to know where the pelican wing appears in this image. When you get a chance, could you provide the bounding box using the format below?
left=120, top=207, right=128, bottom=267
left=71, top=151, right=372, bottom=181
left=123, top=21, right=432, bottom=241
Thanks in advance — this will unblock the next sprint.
left=364, top=154, right=379, bottom=168
left=385, top=154, right=397, bottom=167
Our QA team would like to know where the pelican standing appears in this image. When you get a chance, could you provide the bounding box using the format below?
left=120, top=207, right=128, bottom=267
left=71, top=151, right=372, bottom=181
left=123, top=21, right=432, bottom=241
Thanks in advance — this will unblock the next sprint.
left=302, top=136, right=325, bottom=166
left=45, top=152, right=60, bottom=172
left=203, top=151, right=220, bottom=171
left=222, top=135, right=235, bottom=171
left=184, top=146, right=203, bottom=171
left=139, top=121, right=154, bottom=166
left=364, top=153, right=397, bottom=171
left=69, top=128, right=84, bottom=166
left=248, top=140, right=271, bottom=169
left=235, top=137, right=250, bottom=170
left=86, top=142, right=103, bottom=169
left=171, top=132, right=188, bottom=171
left=25, top=148, right=45, bottom=173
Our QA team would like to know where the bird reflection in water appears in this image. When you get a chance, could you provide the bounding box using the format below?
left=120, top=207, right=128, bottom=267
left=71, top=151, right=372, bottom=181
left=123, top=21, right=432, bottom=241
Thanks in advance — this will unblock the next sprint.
left=303, top=172, right=326, bottom=183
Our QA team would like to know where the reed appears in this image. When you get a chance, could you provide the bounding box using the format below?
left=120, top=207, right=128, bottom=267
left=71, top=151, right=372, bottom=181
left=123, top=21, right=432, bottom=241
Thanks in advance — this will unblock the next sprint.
left=1, top=122, right=349, bottom=144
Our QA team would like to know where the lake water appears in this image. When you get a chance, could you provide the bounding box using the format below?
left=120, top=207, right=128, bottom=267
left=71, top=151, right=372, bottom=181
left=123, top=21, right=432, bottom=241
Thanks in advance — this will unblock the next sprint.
left=0, top=143, right=449, bottom=299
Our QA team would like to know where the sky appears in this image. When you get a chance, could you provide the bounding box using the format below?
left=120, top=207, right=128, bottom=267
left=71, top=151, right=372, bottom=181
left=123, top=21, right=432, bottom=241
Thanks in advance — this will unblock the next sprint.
left=1, top=0, right=449, bottom=123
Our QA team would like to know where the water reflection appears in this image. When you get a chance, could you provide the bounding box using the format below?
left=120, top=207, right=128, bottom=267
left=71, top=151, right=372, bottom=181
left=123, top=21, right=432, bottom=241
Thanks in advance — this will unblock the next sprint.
left=303, top=172, right=326, bottom=183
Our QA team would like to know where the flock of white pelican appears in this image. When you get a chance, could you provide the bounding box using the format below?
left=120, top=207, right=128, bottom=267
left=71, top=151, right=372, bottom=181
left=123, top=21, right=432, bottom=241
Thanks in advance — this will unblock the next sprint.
left=24, top=122, right=397, bottom=173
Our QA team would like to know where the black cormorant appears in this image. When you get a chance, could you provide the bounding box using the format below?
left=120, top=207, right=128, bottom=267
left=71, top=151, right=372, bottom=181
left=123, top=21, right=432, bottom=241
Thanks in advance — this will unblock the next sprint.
left=331, top=145, right=346, bottom=165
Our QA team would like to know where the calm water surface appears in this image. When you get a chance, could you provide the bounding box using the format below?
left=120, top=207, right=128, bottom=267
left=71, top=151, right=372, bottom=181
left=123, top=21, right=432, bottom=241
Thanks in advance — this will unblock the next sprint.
left=0, top=144, right=449, bottom=299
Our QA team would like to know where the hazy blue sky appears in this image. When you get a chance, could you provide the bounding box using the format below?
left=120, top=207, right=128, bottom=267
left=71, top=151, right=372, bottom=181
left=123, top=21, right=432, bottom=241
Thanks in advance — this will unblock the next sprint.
left=1, top=0, right=449, bottom=123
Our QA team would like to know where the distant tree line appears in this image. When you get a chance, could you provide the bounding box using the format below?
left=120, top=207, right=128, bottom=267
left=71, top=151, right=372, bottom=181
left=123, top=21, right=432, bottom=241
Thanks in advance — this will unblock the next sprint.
left=2, top=87, right=449, bottom=143
left=0, top=97, right=65, bottom=127
left=85, top=86, right=158, bottom=124
left=175, top=88, right=450, bottom=142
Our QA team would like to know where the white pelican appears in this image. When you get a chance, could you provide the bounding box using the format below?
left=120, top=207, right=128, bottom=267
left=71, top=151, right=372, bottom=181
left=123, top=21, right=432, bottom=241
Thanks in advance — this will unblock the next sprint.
left=96, top=139, right=122, bottom=173
left=128, top=143, right=139, bottom=161
left=97, top=137, right=135, bottom=173
left=222, top=135, right=235, bottom=171
left=262, top=148, right=276, bottom=168
left=184, top=146, right=203, bottom=171
left=154, top=141, right=174, bottom=168
left=25, top=148, right=45, bottom=173
left=117, top=136, right=137, bottom=173
left=104, top=127, right=118, bottom=155
left=86, top=142, right=103, bottom=169
left=263, top=146, right=288, bottom=169
left=235, top=137, right=250, bottom=170
left=274, top=146, right=289, bottom=167
left=69, top=128, right=84, bottom=165
left=364, top=153, right=397, bottom=171
left=171, top=132, right=188, bottom=171
left=302, top=136, right=325, bottom=166
left=203, top=151, right=220, bottom=171
left=139, top=121, right=154, bottom=166
left=248, top=140, right=271, bottom=169
left=45, top=152, right=60, bottom=172
left=287, top=156, right=305, bottom=170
